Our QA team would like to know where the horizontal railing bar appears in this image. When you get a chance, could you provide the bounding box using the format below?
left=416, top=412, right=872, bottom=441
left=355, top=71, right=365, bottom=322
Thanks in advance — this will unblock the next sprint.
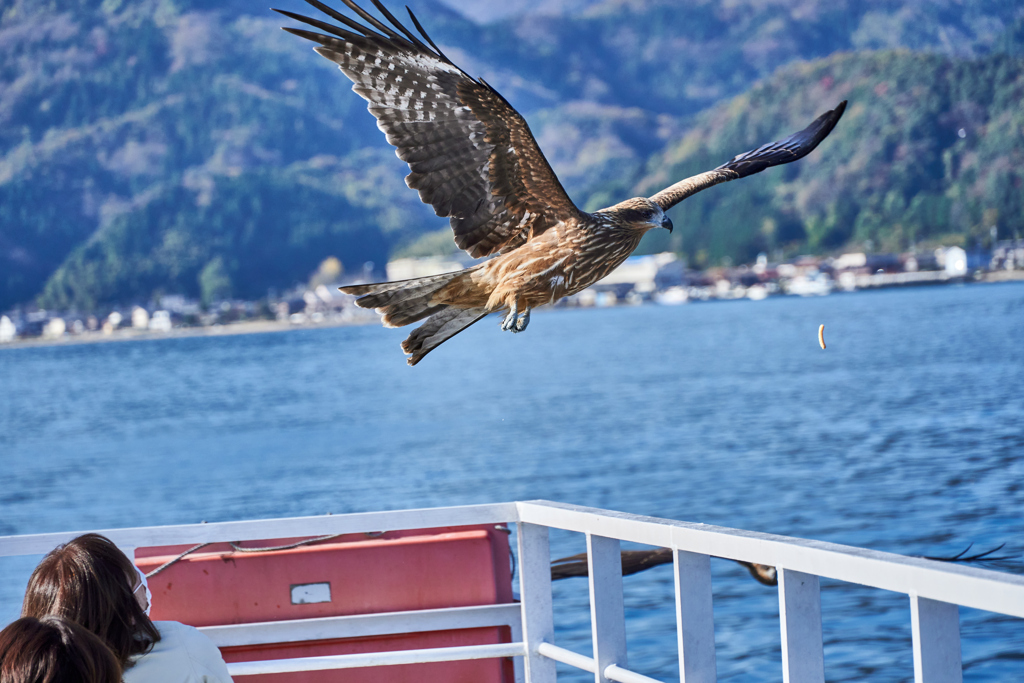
left=517, top=501, right=1024, bottom=619
left=536, top=642, right=597, bottom=673
left=200, top=604, right=522, bottom=647
left=227, top=641, right=526, bottom=676
left=605, top=663, right=665, bottom=683
left=0, top=503, right=519, bottom=557
left=535, top=644, right=663, bottom=683
left=7, top=499, right=1024, bottom=625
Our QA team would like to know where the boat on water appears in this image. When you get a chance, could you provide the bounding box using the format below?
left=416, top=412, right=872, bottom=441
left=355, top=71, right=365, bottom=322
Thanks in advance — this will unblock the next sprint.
left=3, top=500, right=1023, bottom=682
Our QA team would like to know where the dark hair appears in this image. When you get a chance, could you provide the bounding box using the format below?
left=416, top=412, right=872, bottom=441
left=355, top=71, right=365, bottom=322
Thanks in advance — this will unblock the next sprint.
left=21, top=534, right=160, bottom=667
left=0, top=616, right=122, bottom=683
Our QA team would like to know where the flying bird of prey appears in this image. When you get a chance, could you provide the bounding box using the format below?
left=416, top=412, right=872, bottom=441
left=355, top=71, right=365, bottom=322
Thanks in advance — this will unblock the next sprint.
left=277, top=0, right=847, bottom=365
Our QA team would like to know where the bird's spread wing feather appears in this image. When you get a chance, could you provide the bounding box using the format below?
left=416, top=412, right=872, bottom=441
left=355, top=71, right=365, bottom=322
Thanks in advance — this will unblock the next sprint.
left=650, top=101, right=847, bottom=211
left=276, top=0, right=582, bottom=258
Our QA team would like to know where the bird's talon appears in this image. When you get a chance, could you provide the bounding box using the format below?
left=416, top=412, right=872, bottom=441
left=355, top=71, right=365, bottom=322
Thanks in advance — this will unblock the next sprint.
left=501, top=301, right=519, bottom=332
left=514, top=308, right=531, bottom=333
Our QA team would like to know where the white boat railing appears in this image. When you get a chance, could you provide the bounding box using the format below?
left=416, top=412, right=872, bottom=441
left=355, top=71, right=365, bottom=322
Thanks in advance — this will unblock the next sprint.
left=3, top=499, right=1024, bottom=682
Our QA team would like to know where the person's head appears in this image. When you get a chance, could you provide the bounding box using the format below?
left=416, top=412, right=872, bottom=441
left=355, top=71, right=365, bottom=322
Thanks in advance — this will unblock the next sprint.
left=21, top=534, right=160, bottom=666
left=0, top=616, right=122, bottom=683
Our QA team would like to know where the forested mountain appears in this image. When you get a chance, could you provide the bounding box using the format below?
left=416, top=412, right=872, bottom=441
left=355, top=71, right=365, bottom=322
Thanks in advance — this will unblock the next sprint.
left=634, top=51, right=1024, bottom=267
left=1, top=0, right=453, bottom=311
left=1, top=0, right=1022, bottom=311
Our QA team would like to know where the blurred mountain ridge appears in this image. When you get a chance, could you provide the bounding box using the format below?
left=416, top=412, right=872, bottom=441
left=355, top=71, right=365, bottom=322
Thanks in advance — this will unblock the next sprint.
left=0, top=0, right=1022, bottom=310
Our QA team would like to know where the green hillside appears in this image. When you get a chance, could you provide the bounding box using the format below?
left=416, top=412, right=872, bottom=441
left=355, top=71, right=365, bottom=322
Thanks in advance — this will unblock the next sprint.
left=634, top=52, right=1024, bottom=267
left=37, top=167, right=396, bottom=310
left=0, top=0, right=448, bottom=311
left=1, top=0, right=1022, bottom=310
left=452, top=1, right=1024, bottom=208
left=466, top=0, right=1020, bottom=116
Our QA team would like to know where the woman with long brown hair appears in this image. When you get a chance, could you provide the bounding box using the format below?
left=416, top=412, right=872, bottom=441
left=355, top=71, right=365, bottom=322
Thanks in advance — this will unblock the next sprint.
left=22, top=534, right=232, bottom=683
left=0, top=615, right=122, bottom=683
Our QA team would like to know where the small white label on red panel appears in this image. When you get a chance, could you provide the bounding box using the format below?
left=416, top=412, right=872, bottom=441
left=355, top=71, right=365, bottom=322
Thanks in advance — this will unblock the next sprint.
left=290, top=582, right=331, bottom=604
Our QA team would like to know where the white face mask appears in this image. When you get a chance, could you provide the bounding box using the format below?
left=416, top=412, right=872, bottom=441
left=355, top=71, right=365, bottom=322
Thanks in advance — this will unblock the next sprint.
left=134, top=565, right=153, bottom=616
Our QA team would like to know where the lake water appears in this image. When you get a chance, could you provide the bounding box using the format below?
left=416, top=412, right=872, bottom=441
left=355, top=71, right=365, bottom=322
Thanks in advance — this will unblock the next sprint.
left=2, top=283, right=1023, bottom=681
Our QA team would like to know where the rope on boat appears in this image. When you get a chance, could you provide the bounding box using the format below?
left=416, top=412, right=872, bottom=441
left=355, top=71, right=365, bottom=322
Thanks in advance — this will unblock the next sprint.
left=144, top=534, right=349, bottom=577
left=228, top=534, right=346, bottom=553
left=145, top=542, right=212, bottom=578
left=144, top=525, right=517, bottom=578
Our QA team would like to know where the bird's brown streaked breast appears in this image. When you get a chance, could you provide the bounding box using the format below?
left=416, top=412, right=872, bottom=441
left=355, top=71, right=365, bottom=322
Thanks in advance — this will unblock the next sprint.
left=433, top=215, right=643, bottom=312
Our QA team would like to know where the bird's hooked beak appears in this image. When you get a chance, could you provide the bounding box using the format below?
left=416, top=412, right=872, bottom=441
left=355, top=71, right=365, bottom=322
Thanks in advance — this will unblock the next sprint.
left=661, top=215, right=673, bottom=233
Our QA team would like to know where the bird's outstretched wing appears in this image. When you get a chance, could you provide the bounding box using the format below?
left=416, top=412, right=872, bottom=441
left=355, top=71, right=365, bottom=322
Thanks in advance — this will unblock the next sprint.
left=549, top=549, right=778, bottom=587
left=275, top=0, right=583, bottom=258
left=649, top=101, right=847, bottom=211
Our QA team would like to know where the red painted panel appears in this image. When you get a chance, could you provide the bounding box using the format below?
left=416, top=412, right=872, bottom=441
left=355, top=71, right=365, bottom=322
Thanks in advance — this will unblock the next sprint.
left=221, top=628, right=515, bottom=683
left=134, top=525, right=514, bottom=683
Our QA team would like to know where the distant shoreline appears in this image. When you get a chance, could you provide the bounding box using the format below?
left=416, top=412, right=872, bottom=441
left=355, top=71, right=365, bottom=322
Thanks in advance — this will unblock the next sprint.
left=3, top=273, right=1022, bottom=351
left=0, top=317, right=373, bottom=351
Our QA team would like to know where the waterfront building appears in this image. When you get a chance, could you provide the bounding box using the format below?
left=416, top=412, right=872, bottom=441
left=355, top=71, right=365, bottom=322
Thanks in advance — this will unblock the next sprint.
left=42, top=317, right=66, bottom=339
left=132, top=306, right=150, bottom=329
left=149, top=310, right=173, bottom=332
left=943, top=246, right=968, bottom=277
left=0, top=315, right=15, bottom=342
left=991, top=239, right=1024, bottom=271
left=600, top=253, right=684, bottom=295
left=386, top=256, right=465, bottom=281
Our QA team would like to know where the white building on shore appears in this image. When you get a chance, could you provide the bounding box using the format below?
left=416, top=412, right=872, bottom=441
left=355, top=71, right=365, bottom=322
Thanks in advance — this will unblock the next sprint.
left=599, top=253, right=684, bottom=294
left=386, top=256, right=465, bottom=281
left=0, top=315, right=15, bottom=343
left=131, top=306, right=150, bottom=329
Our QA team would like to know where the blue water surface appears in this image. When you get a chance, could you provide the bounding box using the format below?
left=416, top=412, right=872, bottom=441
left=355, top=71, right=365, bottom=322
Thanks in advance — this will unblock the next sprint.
left=2, top=283, right=1023, bottom=681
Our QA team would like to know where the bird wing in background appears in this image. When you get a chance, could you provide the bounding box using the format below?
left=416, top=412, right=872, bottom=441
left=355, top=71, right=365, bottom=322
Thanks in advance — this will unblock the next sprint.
left=649, top=101, right=847, bottom=211
left=275, top=0, right=583, bottom=258
left=549, top=541, right=1011, bottom=588
left=549, top=549, right=779, bottom=586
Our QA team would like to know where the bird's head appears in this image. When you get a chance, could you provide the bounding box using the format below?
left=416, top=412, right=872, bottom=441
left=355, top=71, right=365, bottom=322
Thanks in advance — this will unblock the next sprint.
left=605, top=197, right=673, bottom=233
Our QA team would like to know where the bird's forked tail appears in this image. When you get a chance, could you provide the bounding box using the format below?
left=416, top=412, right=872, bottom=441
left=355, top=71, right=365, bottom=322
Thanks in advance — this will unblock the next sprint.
left=339, top=268, right=487, bottom=365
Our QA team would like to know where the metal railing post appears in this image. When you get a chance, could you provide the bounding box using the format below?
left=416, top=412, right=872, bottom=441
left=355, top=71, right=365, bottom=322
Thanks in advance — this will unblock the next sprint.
left=588, top=534, right=627, bottom=683
left=778, top=569, right=824, bottom=683
left=509, top=611, right=525, bottom=683
left=518, top=523, right=556, bottom=683
left=911, top=595, right=962, bottom=683
left=674, top=550, right=716, bottom=682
